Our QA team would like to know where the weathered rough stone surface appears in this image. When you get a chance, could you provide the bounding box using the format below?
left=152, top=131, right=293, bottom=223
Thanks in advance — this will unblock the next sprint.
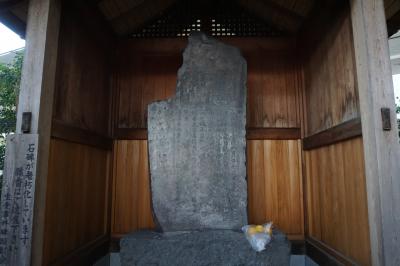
left=120, top=230, right=291, bottom=266
left=148, top=33, right=247, bottom=232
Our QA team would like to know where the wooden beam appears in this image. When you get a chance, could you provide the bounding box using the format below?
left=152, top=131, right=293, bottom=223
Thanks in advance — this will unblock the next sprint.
left=306, top=237, right=356, bottom=265
left=0, top=10, right=25, bottom=38
left=302, top=118, right=362, bottom=150
left=246, top=128, right=301, bottom=140
left=13, top=0, right=61, bottom=265
left=350, top=0, right=400, bottom=265
left=52, top=120, right=112, bottom=150
left=50, top=235, right=109, bottom=265
left=114, top=128, right=148, bottom=140
left=114, top=128, right=301, bottom=140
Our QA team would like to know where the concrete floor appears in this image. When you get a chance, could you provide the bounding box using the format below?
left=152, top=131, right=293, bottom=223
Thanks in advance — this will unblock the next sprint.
left=93, top=253, right=121, bottom=266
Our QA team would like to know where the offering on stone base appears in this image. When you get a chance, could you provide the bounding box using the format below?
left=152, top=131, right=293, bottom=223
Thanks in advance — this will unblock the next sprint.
left=120, top=229, right=291, bottom=265
left=242, top=222, right=274, bottom=252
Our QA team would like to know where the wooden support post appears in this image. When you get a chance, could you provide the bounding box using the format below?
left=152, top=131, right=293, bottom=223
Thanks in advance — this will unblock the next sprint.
left=21, top=1, right=61, bottom=264
left=350, top=0, right=400, bottom=265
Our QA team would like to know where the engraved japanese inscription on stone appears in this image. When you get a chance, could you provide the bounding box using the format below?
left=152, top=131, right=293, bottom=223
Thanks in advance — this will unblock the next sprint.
left=0, top=134, right=38, bottom=266
left=148, top=33, right=247, bottom=232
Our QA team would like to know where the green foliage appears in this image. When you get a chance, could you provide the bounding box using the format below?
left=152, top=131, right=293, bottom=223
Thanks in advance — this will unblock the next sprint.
left=0, top=52, right=23, bottom=171
left=397, top=98, right=400, bottom=140
left=397, top=99, right=400, bottom=114
left=396, top=97, right=400, bottom=114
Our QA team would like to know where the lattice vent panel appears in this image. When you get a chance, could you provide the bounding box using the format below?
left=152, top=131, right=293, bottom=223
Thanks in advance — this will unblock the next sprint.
left=131, top=0, right=284, bottom=38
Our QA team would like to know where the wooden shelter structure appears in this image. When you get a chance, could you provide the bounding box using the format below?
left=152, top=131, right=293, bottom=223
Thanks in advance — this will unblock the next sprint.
left=0, top=0, right=400, bottom=265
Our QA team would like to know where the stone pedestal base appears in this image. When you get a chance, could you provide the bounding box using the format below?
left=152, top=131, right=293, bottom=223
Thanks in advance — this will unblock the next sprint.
left=120, top=230, right=291, bottom=266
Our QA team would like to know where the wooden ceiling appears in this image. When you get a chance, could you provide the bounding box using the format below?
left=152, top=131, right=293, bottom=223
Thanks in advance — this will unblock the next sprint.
left=385, top=0, right=400, bottom=35
left=1, top=0, right=400, bottom=38
left=98, top=0, right=178, bottom=36
left=0, top=0, right=28, bottom=37
left=238, top=0, right=315, bottom=33
left=97, top=0, right=316, bottom=36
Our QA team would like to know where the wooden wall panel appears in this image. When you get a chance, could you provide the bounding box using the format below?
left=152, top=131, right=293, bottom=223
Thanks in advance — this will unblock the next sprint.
left=246, top=50, right=301, bottom=128
left=43, top=139, right=110, bottom=265
left=112, top=140, right=304, bottom=239
left=43, top=3, right=114, bottom=264
left=247, top=140, right=304, bottom=239
left=305, top=137, right=371, bottom=265
left=116, top=53, right=180, bottom=129
left=303, top=8, right=359, bottom=136
left=111, top=38, right=304, bottom=240
left=114, top=38, right=301, bottom=131
left=112, top=140, right=155, bottom=235
left=53, top=2, right=112, bottom=136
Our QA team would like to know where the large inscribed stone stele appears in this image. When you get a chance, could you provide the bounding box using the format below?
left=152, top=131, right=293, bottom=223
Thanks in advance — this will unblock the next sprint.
left=148, top=33, right=247, bottom=232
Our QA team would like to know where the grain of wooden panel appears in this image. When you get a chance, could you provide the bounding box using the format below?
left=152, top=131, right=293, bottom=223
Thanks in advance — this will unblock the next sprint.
left=114, top=38, right=301, bottom=130
left=304, top=137, right=371, bottom=265
left=112, top=140, right=303, bottom=239
left=53, top=3, right=112, bottom=136
left=112, top=140, right=155, bottom=234
left=116, top=53, right=180, bottom=129
left=247, top=48, right=301, bottom=128
left=43, top=139, right=110, bottom=265
left=303, top=7, right=359, bottom=136
left=247, top=140, right=304, bottom=238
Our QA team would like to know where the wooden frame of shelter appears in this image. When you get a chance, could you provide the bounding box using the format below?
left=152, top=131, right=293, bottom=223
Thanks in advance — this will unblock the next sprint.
left=0, top=0, right=399, bottom=265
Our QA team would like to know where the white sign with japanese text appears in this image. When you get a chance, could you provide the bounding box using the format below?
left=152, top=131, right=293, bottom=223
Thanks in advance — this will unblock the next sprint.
left=0, top=134, right=38, bottom=266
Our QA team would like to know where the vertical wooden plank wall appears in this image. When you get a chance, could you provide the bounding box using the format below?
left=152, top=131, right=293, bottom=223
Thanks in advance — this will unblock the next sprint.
left=303, top=6, right=359, bottom=137
left=112, top=140, right=155, bottom=235
left=305, top=138, right=370, bottom=265
left=43, top=3, right=114, bottom=265
left=43, top=140, right=110, bottom=265
left=302, top=4, right=371, bottom=265
left=111, top=38, right=304, bottom=240
left=247, top=140, right=303, bottom=240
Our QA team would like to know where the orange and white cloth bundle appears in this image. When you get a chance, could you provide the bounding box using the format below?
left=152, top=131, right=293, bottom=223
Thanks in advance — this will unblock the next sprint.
left=242, top=222, right=273, bottom=252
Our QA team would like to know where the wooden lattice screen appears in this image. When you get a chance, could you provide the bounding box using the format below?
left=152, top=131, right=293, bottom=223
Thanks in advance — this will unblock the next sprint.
left=131, top=0, right=284, bottom=38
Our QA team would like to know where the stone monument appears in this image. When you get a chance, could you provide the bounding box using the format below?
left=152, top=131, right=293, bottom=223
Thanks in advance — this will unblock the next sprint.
left=120, top=33, right=291, bottom=265
left=147, top=32, right=248, bottom=232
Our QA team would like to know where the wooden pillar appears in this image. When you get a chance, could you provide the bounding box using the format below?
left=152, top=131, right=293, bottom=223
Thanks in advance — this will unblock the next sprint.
left=16, top=0, right=60, bottom=265
left=350, top=0, right=400, bottom=265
